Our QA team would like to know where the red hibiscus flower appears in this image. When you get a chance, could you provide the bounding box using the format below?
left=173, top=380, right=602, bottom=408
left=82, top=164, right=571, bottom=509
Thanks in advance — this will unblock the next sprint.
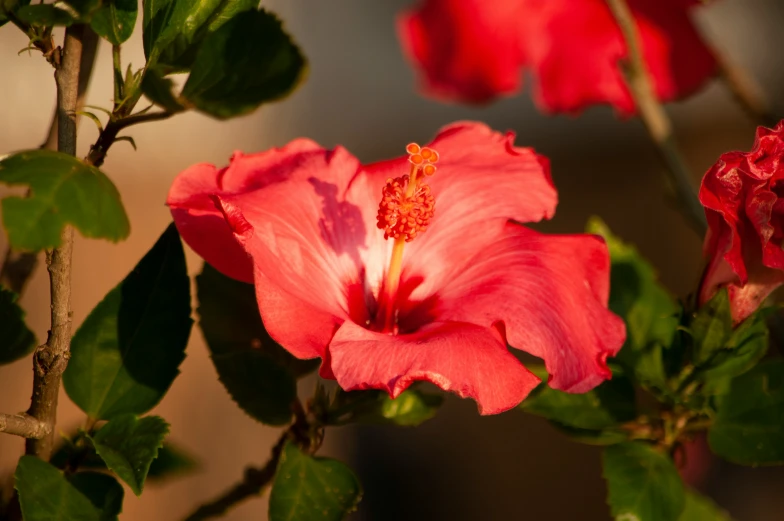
left=398, top=0, right=716, bottom=114
left=167, top=122, right=626, bottom=414
left=699, top=121, right=784, bottom=324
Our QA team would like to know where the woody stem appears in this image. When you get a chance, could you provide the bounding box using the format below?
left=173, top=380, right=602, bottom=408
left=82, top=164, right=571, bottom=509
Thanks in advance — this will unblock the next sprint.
left=605, top=0, right=707, bottom=237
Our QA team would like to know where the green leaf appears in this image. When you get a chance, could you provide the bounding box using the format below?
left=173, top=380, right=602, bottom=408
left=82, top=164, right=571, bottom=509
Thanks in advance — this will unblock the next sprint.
left=15, top=456, right=114, bottom=521
left=51, top=436, right=197, bottom=483
left=521, top=374, right=636, bottom=430
left=708, top=359, right=784, bottom=465
left=63, top=224, right=192, bottom=420
left=0, top=285, right=36, bottom=365
left=142, top=0, right=176, bottom=60
left=64, top=0, right=100, bottom=17
left=0, top=150, right=130, bottom=250
left=68, top=473, right=125, bottom=521
left=587, top=218, right=680, bottom=393
left=15, top=4, right=76, bottom=25
left=678, top=490, right=732, bottom=521
left=376, top=390, right=442, bottom=426
left=691, top=290, right=733, bottom=366
left=269, top=442, right=362, bottom=521
left=155, top=0, right=258, bottom=70
left=89, top=414, right=169, bottom=496
left=548, top=423, right=629, bottom=446
left=141, top=68, right=186, bottom=112
left=197, top=263, right=316, bottom=425
left=147, top=442, right=198, bottom=479
left=90, top=0, right=137, bottom=44
left=695, top=307, right=769, bottom=382
left=0, top=0, right=30, bottom=25
left=325, top=389, right=443, bottom=427
left=181, top=9, right=306, bottom=119
left=603, top=442, right=685, bottom=521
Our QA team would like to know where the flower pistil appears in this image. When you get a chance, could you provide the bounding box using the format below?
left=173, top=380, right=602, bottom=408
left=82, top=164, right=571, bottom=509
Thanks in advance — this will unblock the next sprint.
left=375, top=143, right=438, bottom=333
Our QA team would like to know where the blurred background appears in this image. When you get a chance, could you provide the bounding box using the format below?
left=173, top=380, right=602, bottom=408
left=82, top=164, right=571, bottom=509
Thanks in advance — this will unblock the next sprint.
left=1, top=0, right=784, bottom=519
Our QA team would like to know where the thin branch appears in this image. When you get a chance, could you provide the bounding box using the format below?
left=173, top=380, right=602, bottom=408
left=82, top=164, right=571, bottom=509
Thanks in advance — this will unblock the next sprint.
left=0, top=413, right=49, bottom=440
left=605, top=0, right=707, bottom=236
left=85, top=110, right=173, bottom=167
left=0, top=27, right=99, bottom=295
left=24, top=24, right=83, bottom=461
left=181, top=432, right=289, bottom=521
left=716, top=51, right=779, bottom=128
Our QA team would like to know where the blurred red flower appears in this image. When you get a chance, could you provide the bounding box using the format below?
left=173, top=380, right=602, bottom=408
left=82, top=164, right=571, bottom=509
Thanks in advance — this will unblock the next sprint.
left=168, top=122, right=625, bottom=414
left=398, top=0, right=716, bottom=114
left=700, top=121, right=784, bottom=323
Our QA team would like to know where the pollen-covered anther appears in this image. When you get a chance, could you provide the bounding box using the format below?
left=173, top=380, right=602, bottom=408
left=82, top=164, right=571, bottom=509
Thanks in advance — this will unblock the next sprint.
left=376, top=175, right=436, bottom=241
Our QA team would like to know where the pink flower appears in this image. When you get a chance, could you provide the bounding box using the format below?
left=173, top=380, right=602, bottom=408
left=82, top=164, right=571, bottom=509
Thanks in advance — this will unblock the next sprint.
left=168, top=122, right=626, bottom=414
left=699, top=121, right=784, bottom=323
left=398, top=0, right=716, bottom=114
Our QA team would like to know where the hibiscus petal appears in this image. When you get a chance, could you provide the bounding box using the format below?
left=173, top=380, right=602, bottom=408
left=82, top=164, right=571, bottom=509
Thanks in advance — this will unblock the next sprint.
left=397, top=0, right=715, bottom=114
left=169, top=141, right=375, bottom=359
left=431, top=223, right=626, bottom=392
left=397, top=0, right=527, bottom=103
left=213, top=147, right=369, bottom=336
left=524, top=0, right=716, bottom=114
left=359, top=122, right=557, bottom=297
left=253, top=267, right=339, bottom=360
left=327, top=319, right=540, bottom=415
left=699, top=122, right=784, bottom=323
left=167, top=139, right=323, bottom=283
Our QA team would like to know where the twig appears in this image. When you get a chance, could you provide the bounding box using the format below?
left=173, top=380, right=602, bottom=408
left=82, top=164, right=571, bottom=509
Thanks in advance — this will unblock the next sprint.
left=181, top=432, right=289, bottom=521
left=605, top=0, right=707, bottom=236
left=716, top=51, right=779, bottom=128
left=8, top=13, right=57, bottom=67
left=85, top=110, right=173, bottom=167
left=0, top=413, right=49, bottom=440
left=0, top=28, right=99, bottom=295
left=24, top=24, right=83, bottom=461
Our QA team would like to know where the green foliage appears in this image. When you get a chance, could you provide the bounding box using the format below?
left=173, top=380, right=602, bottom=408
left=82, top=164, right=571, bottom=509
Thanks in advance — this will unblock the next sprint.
left=0, top=150, right=130, bottom=250
left=153, top=0, right=257, bottom=70
left=140, top=69, right=185, bottom=113
left=0, top=0, right=30, bottom=26
left=708, top=359, right=784, bottom=465
left=323, top=388, right=443, bottom=427
left=51, top=435, right=197, bottom=483
left=690, top=297, right=769, bottom=383
left=603, top=442, right=685, bottom=521
left=0, top=285, right=36, bottom=365
left=68, top=473, right=125, bottom=521
left=521, top=374, right=636, bottom=431
left=679, top=490, right=732, bottom=521
left=196, top=263, right=316, bottom=426
left=63, top=224, right=192, bottom=420
left=15, top=4, right=76, bottom=25
left=90, top=0, right=137, bottom=44
left=141, top=0, right=306, bottom=118
left=690, top=290, right=732, bottom=366
left=15, top=456, right=123, bottom=521
left=269, top=442, right=362, bottom=521
left=586, top=218, right=680, bottom=395
left=180, top=9, right=306, bottom=119
left=65, top=0, right=100, bottom=17
left=89, top=414, right=169, bottom=495
left=147, top=442, right=198, bottom=479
